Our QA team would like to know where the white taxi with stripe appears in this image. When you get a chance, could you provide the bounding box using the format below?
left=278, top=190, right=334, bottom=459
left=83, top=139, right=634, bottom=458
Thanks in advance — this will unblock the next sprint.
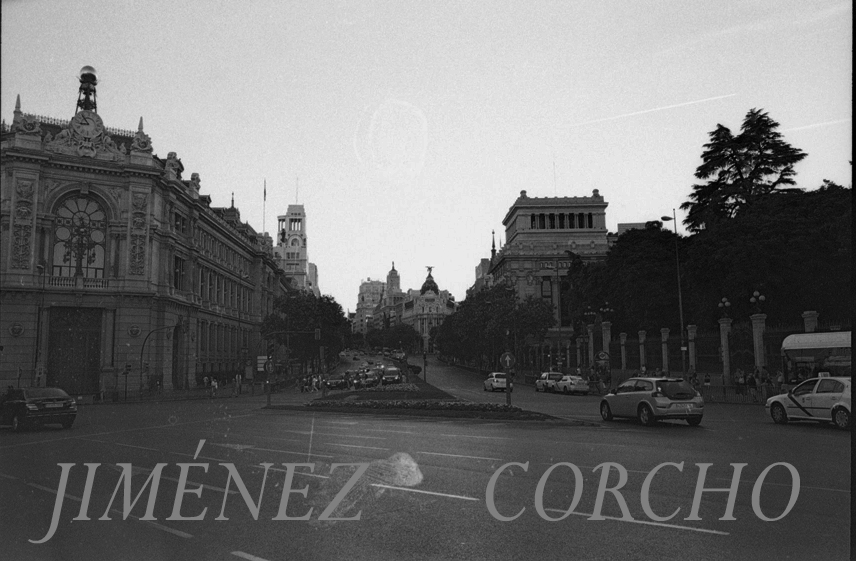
left=766, top=376, right=850, bottom=430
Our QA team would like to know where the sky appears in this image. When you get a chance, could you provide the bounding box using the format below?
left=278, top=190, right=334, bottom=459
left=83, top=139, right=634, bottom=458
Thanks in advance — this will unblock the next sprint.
left=2, top=0, right=851, bottom=312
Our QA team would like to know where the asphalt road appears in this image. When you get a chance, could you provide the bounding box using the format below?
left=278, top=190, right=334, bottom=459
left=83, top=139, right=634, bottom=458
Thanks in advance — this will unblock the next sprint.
left=1, top=355, right=850, bottom=560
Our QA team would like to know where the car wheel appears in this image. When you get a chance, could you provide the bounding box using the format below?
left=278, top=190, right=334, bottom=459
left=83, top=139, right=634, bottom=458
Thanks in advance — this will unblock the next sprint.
left=832, top=408, right=850, bottom=430
left=483, top=386, right=488, bottom=391
left=600, top=401, right=613, bottom=421
left=686, top=417, right=702, bottom=426
left=61, top=418, right=75, bottom=429
left=11, top=414, right=24, bottom=432
left=638, top=404, right=655, bottom=426
left=563, top=387, right=570, bottom=394
left=770, top=403, right=788, bottom=425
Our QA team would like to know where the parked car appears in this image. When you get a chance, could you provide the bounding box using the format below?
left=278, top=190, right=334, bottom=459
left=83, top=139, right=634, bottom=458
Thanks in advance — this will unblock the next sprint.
left=0, top=387, right=77, bottom=431
left=535, top=372, right=564, bottom=392
left=325, top=373, right=348, bottom=390
left=381, top=367, right=403, bottom=385
left=555, top=375, right=589, bottom=395
left=600, top=377, right=704, bottom=426
left=766, top=376, right=850, bottom=430
left=483, top=372, right=511, bottom=392
left=363, top=370, right=381, bottom=387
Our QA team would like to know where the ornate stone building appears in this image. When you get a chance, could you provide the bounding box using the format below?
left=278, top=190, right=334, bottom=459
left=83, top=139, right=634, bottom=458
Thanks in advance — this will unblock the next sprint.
left=273, top=203, right=320, bottom=297
left=399, top=267, right=456, bottom=352
left=488, top=189, right=610, bottom=360
left=0, top=67, right=289, bottom=396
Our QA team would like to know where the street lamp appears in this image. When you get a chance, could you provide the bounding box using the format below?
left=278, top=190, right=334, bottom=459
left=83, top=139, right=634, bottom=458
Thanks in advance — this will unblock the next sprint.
left=750, top=290, right=766, bottom=314
left=661, top=210, right=687, bottom=374
left=718, top=297, right=731, bottom=317
left=32, top=263, right=47, bottom=387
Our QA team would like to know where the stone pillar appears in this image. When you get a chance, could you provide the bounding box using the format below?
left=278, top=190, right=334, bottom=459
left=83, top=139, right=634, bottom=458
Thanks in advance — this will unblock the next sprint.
left=801, top=311, right=819, bottom=333
left=566, top=340, right=572, bottom=370
left=601, top=321, right=612, bottom=359
left=619, top=332, right=627, bottom=371
left=660, top=328, right=670, bottom=373
left=719, top=318, right=732, bottom=383
left=575, top=338, right=582, bottom=368
left=751, top=313, right=767, bottom=369
left=586, top=324, right=595, bottom=369
left=638, top=330, right=647, bottom=371
left=687, top=325, right=697, bottom=373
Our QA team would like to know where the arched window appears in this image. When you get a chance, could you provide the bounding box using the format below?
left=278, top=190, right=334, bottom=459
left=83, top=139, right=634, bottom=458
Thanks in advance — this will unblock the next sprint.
left=52, top=195, right=107, bottom=278
left=290, top=238, right=299, bottom=247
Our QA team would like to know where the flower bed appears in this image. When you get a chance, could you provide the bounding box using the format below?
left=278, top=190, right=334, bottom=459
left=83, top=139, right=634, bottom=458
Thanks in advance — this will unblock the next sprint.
left=307, top=399, right=522, bottom=412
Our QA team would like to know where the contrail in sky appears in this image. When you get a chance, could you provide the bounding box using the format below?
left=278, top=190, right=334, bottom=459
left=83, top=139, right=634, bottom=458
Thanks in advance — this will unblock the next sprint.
left=781, top=118, right=851, bottom=132
left=567, top=93, right=737, bottom=128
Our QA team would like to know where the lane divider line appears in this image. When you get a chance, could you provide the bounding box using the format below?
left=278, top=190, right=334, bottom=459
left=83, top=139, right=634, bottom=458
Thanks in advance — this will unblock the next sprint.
left=26, top=482, right=193, bottom=538
left=543, top=508, right=729, bottom=535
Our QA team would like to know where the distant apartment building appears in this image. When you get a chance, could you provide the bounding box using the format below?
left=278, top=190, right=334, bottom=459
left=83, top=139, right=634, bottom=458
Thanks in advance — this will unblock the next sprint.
left=354, top=278, right=385, bottom=334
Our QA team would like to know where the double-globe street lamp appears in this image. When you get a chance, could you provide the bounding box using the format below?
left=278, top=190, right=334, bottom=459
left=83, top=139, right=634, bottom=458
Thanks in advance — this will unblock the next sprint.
left=661, top=210, right=687, bottom=374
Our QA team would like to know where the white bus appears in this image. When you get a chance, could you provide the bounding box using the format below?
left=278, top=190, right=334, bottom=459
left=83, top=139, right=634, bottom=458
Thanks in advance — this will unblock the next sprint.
left=781, top=331, right=851, bottom=384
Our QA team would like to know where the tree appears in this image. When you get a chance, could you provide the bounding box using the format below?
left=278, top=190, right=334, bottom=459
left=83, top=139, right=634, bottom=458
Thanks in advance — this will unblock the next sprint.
left=681, top=109, right=807, bottom=232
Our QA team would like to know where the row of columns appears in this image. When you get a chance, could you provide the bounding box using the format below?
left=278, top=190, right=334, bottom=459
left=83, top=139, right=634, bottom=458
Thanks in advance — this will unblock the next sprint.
left=542, top=310, right=820, bottom=383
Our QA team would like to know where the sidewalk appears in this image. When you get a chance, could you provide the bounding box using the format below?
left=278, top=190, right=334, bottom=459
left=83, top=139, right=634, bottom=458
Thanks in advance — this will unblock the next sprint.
left=75, top=383, right=268, bottom=406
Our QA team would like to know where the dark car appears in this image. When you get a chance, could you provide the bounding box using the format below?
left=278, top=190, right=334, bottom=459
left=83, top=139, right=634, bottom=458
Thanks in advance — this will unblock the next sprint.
left=0, top=387, right=77, bottom=431
left=363, top=370, right=381, bottom=387
left=381, top=367, right=403, bottom=385
left=325, top=373, right=348, bottom=390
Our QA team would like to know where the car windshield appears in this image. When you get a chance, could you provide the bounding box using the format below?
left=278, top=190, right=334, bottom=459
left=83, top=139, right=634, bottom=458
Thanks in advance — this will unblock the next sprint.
left=25, top=388, right=69, bottom=398
left=655, top=380, right=696, bottom=398
left=493, top=373, right=506, bottom=379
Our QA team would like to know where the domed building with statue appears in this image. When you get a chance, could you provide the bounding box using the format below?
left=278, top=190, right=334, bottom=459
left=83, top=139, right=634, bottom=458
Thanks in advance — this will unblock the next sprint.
left=372, top=265, right=456, bottom=352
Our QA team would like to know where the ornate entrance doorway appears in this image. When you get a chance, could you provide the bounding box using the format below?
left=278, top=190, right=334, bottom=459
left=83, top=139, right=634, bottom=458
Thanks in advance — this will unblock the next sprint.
left=47, top=308, right=102, bottom=394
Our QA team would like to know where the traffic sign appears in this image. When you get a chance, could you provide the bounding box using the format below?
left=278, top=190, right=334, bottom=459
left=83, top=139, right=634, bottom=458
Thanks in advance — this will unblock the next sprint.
left=500, top=352, right=516, bottom=370
left=264, top=360, right=274, bottom=373
left=596, top=351, right=610, bottom=361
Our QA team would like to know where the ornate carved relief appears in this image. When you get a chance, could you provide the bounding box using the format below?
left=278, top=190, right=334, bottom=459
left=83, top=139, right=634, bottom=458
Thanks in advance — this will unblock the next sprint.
left=10, top=180, right=35, bottom=269
left=164, top=152, right=183, bottom=180
left=128, top=193, right=149, bottom=276
left=129, top=234, right=146, bottom=275
left=131, top=124, right=153, bottom=153
left=44, top=124, right=126, bottom=161
left=11, top=113, right=41, bottom=135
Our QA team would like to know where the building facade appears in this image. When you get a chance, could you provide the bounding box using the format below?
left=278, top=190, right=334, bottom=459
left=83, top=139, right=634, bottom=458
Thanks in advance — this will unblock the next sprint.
left=0, top=68, right=289, bottom=396
left=399, top=268, right=456, bottom=352
left=354, top=278, right=385, bottom=334
left=273, top=203, right=320, bottom=297
left=488, top=189, right=610, bottom=358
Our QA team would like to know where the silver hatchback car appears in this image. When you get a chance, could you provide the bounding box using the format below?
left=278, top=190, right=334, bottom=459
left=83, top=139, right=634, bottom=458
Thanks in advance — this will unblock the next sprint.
left=600, top=377, right=704, bottom=426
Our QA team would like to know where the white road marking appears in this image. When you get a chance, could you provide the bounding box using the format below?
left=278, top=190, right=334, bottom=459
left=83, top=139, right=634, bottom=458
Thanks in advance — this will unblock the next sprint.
left=371, top=484, right=479, bottom=501
left=325, top=443, right=389, bottom=451
left=0, top=413, right=256, bottom=449
left=543, top=508, right=729, bottom=535
left=439, top=434, right=510, bottom=440
left=232, top=552, right=271, bottom=561
left=0, top=472, right=19, bottom=480
left=417, top=451, right=503, bottom=461
left=362, top=428, right=417, bottom=434
left=255, top=465, right=330, bottom=479
left=211, top=443, right=257, bottom=450
left=27, top=483, right=193, bottom=538
left=251, top=447, right=333, bottom=459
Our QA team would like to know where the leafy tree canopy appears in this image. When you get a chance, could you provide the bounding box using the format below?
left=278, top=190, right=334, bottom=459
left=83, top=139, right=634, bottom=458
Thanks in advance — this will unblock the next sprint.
left=681, top=108, right=807, bottom=232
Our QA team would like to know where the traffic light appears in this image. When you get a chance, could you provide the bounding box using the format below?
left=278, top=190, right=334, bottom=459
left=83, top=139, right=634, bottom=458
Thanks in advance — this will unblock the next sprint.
left=267, top=342, right=276, bottom=359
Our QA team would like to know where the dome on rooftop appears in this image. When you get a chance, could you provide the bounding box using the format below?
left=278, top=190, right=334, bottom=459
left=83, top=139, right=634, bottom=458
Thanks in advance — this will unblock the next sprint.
left=420, top=270, right=439, bottom=295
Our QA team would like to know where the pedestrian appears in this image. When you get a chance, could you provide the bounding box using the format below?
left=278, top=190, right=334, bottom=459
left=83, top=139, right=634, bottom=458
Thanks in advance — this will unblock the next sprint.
left=735, top=368, right=745, bottom=395
left=211, top=378, right=218, bottom=397
left=236, top=373, right=242, bottom=395
left=203, top=376, right=209, bottom=388
left=747, top=371, right=758, bottom=402
left=776, top=370, right=784, bottom=393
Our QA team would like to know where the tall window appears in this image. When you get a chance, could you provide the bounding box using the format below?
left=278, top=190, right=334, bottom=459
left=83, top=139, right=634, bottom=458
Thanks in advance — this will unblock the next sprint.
left=173, top=256, right=185, bottom=290
left=52, top=195, right=107, bottom=278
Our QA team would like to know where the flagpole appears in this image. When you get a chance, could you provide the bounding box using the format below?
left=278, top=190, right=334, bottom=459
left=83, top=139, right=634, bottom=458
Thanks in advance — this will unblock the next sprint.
left=263, top=178, right=266, bottom=235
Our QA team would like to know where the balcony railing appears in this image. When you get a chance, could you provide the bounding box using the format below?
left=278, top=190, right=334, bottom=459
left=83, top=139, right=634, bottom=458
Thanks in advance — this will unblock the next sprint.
left=47, top=276, right=109, bottom=289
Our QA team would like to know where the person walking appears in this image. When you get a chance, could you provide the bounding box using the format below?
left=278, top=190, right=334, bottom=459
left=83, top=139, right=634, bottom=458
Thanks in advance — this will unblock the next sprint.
left=747, top=370, right=758, bottom=403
